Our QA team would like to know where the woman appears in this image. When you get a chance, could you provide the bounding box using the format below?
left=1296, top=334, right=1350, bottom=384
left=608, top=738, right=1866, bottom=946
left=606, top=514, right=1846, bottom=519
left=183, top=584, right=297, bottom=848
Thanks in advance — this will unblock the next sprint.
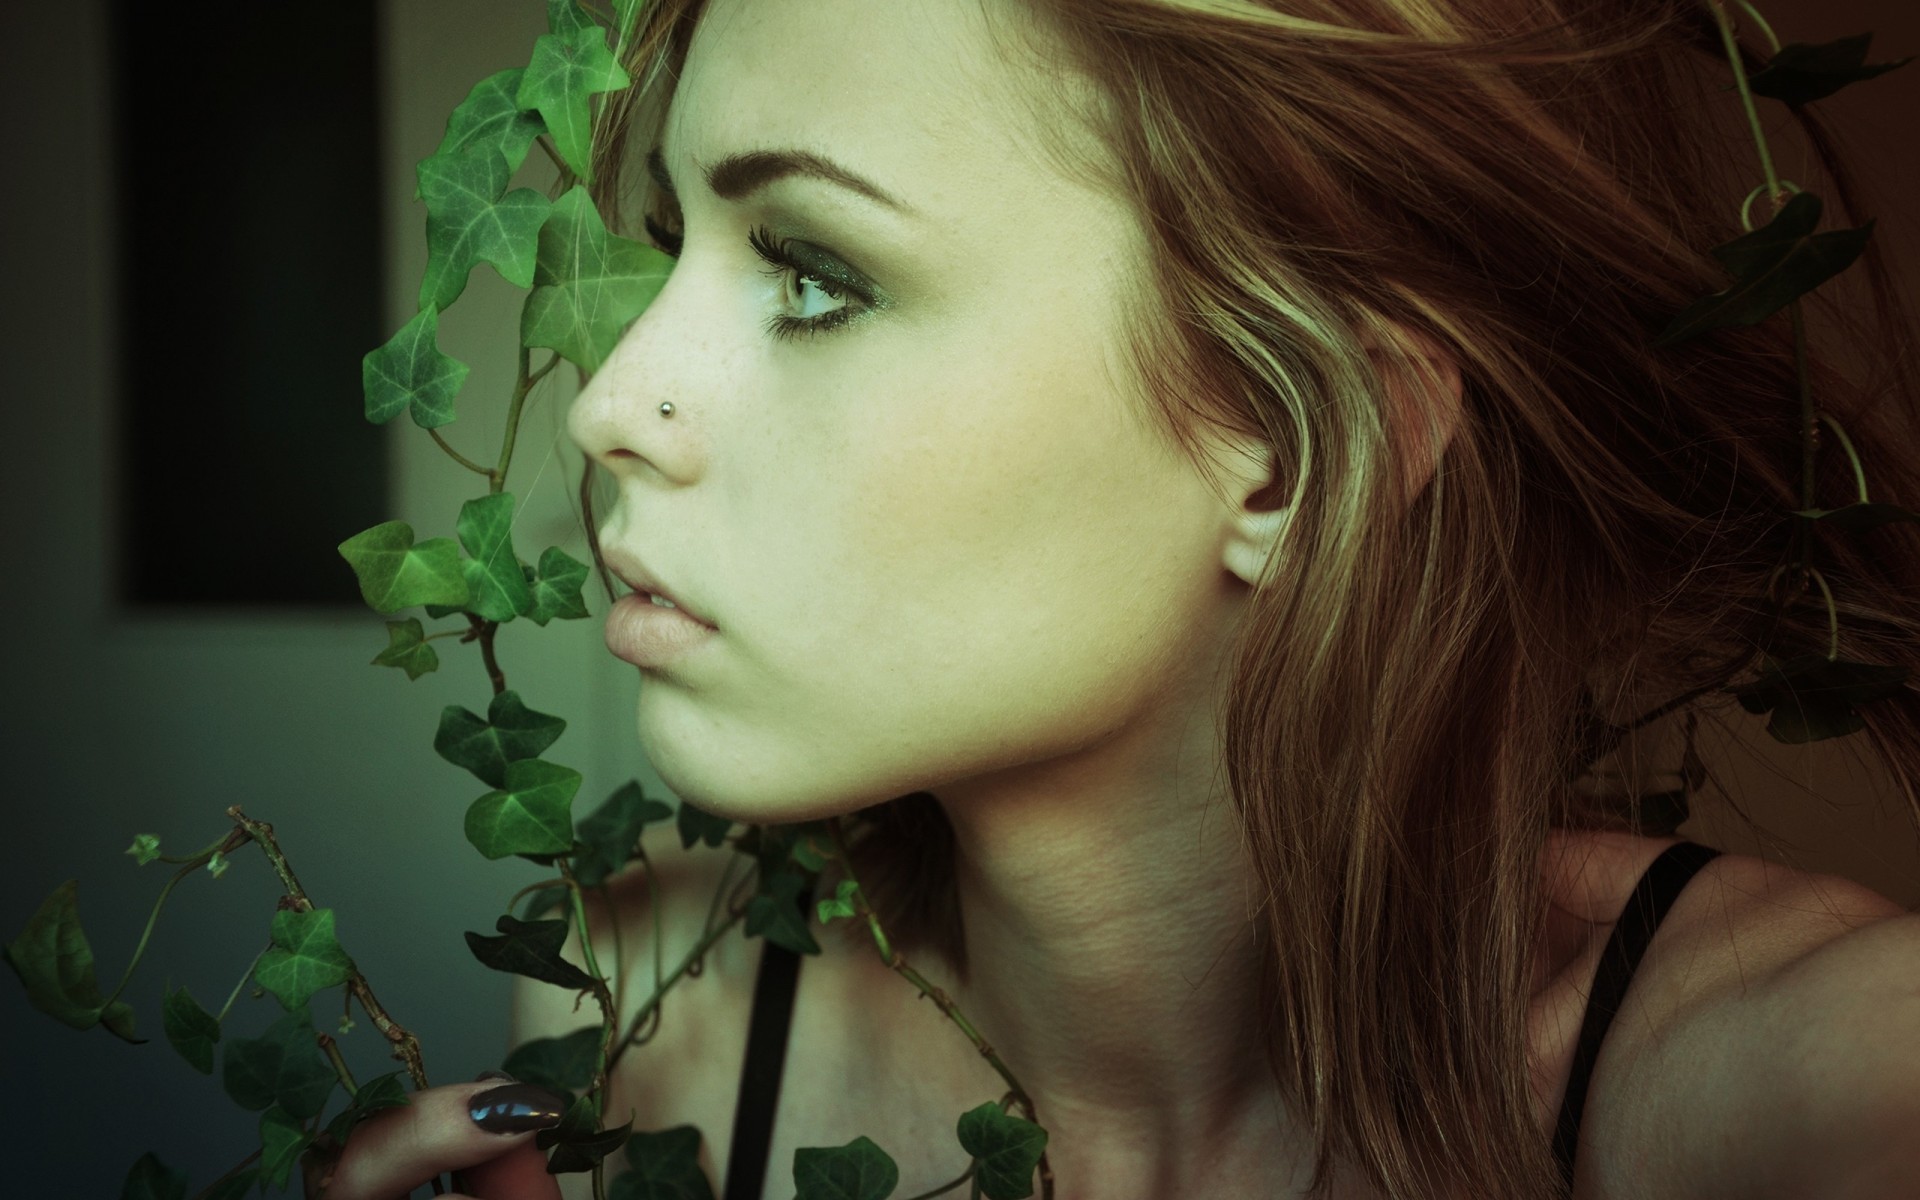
left=321, top=0, right=1920, bottom=1196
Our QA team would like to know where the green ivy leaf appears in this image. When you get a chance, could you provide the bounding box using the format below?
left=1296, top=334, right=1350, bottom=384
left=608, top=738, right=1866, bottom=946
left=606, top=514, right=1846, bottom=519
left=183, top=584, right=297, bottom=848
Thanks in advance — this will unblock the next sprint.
left=547, top=0, right=600, bottom=37
left=338, top=521, right=471, bottom=614
left=435, top=689, right=569, bottom=789
left=222, top=1003, right=337, bottom=1120
left=675, top=800, right=733, bottom=850
left=1651, top=192, right=1873, bottom=347
left=258, top=1103, right=315, bottom=1192
left=256, top=909, right=357, bottom=1012
left=746, top=868, right=821, bottom=957
left=372, top=617, right=440, bottom=680
left=503, top=1025, right=602, bottom=1092
left=516, top=26, right=631, bottom=182
left=816, top=881, right=861, bottom=926
left=544, top=1100, right=634, bottom=1175
left=527, top=546, right=593, bottom=625
left=322, top=1070, right=412, bottom=1149
left=417, top=146, right=553, bottom=312
left=456, top=492, right=537, bottom=623
left=573, top=782, right=674, bottom=888
left=522, top=185, right=670, bottom=372
left=125, top=833, right=162, bottom=865
left=162, top=983, right=221, bottom=1075
left=466, top=758, right=583, bottom=859
left=362, top=306, right=470, bottom=429
left=1791, top=502, right=1920, bottom=534
left=1744, top=34, right=1913, bottom=107
left=610, top=1126, right=715, bottom=1200
left=1, top=879, right=142, bottom=1041
left=1733, top=652, right=1910, bottom=744
left=464, top=915, right=596, bottom=989
left=119, top=1152, right=188, bottom=1200
left=792, top=1137, right=899, bottom=1200
left=955, top=1103, right=1049, bottom=1200
left=434, top=68, right=547, bottom=177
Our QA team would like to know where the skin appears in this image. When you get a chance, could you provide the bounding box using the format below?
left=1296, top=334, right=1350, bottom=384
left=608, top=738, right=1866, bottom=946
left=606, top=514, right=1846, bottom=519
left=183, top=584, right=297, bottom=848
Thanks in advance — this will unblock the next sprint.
left=566, top=0, right=1457, bottom=1193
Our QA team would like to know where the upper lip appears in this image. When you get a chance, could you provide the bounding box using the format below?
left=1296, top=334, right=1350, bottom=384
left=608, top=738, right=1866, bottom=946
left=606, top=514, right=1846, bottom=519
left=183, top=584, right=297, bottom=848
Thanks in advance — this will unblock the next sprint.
left=602, top=549, right=716, bottom=628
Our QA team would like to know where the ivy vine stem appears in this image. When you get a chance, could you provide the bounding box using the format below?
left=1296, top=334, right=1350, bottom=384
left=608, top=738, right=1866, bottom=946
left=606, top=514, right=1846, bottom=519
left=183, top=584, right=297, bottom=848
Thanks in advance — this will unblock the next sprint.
left=605, top=883, right=754, bottom=1073
left=823, top=818, right=1058, bottom=1200
left=100, top=825, right=250, bottom=1014
left=223, top=806, right=432, bottom=1094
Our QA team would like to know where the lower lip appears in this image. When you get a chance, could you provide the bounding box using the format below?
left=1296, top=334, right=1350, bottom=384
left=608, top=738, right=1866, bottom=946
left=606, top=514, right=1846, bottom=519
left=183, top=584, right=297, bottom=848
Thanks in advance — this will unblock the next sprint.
left=605, top=592, right=718, bottom=668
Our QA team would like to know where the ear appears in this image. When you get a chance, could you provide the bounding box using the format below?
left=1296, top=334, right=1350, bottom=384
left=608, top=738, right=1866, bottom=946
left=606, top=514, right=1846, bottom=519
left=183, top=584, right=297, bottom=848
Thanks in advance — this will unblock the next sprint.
left=1216, top=321, right=1463, bottom=590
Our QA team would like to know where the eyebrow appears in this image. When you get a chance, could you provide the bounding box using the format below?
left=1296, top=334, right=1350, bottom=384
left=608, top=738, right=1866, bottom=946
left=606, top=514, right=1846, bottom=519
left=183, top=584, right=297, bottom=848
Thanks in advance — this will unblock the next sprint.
left=646, top=144, right=917, bottom=218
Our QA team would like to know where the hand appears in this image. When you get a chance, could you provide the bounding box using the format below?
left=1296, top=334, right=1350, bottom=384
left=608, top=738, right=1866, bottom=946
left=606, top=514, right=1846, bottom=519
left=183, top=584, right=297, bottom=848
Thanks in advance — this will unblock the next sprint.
left=309, top=1072, right=570, bottom=1200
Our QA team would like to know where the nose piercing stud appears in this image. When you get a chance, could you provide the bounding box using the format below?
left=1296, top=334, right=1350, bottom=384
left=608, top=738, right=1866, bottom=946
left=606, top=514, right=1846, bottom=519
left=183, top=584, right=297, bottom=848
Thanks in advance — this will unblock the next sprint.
left=660, top=402, right=675, bottom=417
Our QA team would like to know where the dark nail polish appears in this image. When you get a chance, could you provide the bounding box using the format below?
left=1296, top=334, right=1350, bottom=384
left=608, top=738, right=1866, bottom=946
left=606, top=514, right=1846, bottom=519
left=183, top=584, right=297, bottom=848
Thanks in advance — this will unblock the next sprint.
left=469, top=1082, right=570, bottom=1134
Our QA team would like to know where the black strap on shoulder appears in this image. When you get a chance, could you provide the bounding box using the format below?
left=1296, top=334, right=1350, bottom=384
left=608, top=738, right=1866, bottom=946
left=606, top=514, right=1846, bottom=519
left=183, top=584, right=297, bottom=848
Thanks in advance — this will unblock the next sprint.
left=721, top=885, right=811, bottom=1200
left=1552, top=839, right=1721, bottom=1193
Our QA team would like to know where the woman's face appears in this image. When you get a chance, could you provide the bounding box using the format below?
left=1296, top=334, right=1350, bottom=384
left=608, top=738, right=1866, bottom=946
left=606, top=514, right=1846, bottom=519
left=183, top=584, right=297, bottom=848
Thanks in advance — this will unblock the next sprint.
left=567, top=0, right=1255, bottom=821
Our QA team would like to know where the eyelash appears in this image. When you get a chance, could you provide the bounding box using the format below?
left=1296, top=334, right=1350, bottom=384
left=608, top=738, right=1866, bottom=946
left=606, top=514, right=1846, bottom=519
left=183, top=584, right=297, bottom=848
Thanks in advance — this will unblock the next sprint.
left=643, top=210, right=867, bottom=343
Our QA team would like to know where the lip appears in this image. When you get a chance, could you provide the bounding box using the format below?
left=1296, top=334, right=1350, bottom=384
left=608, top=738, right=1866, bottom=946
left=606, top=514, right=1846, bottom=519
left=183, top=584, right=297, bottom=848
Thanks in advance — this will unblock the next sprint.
left=605, top=592, right=718, bottom=669
left=599, top=549, right=715, bottom=629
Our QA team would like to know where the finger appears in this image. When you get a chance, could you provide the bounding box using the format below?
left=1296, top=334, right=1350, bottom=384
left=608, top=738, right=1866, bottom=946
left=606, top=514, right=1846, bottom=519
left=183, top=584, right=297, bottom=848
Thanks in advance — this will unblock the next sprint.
left=320, top=1080, right=569, bottom=1200
left=453, top=1137, right=565, bottom=1199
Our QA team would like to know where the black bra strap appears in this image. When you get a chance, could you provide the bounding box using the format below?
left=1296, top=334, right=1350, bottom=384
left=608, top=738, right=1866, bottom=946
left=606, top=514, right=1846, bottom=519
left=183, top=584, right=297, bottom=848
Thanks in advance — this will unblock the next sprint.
left=722, top=886, right=810, bottom=1200
left=1552, top=839, right=1721, bottom=1192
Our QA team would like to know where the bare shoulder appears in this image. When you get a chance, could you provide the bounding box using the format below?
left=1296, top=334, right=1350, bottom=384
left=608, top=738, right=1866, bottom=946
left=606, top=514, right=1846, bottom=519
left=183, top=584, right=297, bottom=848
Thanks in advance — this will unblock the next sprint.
left=1550, top=830, right=1914, bottom=1200
left=507, top=822, right=765, bottom=1200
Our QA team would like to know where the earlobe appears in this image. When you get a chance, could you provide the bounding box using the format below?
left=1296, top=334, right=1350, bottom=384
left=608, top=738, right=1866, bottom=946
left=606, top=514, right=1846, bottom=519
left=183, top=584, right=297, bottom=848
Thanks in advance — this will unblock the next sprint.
left=1223, top=504, right=1291, bottom=589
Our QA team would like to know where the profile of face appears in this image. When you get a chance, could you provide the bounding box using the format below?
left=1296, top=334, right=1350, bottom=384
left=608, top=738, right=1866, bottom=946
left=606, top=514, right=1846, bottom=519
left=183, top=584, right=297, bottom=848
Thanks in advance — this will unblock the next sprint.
left=566, top=0, right=1273, bottom=824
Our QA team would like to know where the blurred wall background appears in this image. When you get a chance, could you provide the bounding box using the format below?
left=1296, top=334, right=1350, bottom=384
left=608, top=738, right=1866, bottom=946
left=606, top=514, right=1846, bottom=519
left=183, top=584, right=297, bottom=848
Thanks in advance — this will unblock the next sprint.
left=0, top=1, right=1914, bottom=1196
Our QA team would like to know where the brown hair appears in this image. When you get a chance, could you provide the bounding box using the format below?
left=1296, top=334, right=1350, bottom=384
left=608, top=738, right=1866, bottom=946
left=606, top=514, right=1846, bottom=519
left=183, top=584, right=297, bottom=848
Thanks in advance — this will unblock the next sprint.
left=581, top=2, right=1920, bottom=1196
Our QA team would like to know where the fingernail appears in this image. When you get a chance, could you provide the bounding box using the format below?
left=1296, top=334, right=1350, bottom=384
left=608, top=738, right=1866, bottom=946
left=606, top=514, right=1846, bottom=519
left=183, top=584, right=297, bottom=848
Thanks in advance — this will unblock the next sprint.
left=469, top=1082, right=570, bottom=1134
left=473, top=1069, right=517, bottom=1082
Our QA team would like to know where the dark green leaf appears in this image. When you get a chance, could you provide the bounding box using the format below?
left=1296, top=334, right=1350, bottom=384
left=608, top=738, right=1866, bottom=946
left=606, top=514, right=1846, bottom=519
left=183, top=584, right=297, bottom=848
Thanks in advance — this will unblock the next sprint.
left=119, top=1153, right=188, bottom=1200
left=516, top=27, right=631, bottom=181
left=258, top=1103, right=314, bottom=1192
left=610, top=1126, right=716, bottom=1200
left=162, top=983, right=221, bottom=1075
left=746, top=868, right=821, bottom=957
left=1792, top=502, right=1920, bottom=534
left=521, top=186, right=669, bottom=372
left=503, top=1025, right=603, bottom=1092
left=551, top=1124, right=634, bottom=1176
left=675, top=801, right=732, bottom=850
left=955, top=1103, right=1048, bottom=1200
left=1, top=878, right=142, bottom=1041
left=362, top=307, right=471, bottom=430
left=1744, top=34, right=1913, bottom=107
left=527, top=546, right=593, bottom=625
left=222, top=1003, right=337, bottom=1120
left=372, top=617, right=440, bottom=680
left=456, top=491, right=537, bottom=624
left=792, top=1137, right=899, bottom=1200
left=434, top=69, right=547, bottom=176
left=466, top=758, right=583, bottom=860
left=1651, top=192, right=1873, bottom=347
left=1733, top=652, right=1910, bottom=744
left=256, top=908, right=356, bottom=1012
left=417, top=146, right=552, bottom=311
left=465, top=915, right=596, bottom=989
left=574, top=781, right=674, bottom=888
left=435, top=689, right=569, bottom=789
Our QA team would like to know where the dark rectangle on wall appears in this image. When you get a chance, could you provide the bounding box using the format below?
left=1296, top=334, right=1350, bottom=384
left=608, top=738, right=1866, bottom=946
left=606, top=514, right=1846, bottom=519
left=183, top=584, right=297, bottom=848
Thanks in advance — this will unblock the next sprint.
left=107, top=0, right=389, bottom=610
